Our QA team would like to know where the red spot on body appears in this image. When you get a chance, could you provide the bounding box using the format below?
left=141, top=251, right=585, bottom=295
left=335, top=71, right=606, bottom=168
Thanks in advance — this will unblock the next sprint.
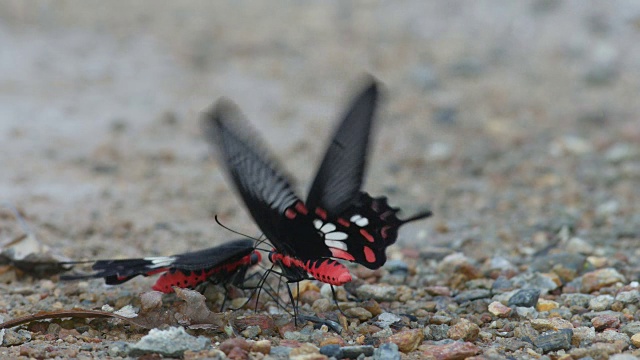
left=360, top=229, right=375, bottom=243
left=285, top=208, right=297, bottom=219
left=363, top=246, right=376, bottom=263
left=315, top=207, right=327, bottom=220
left=330, top=248, right=355, bottom=261
left=337, top=218, right=350, bottom=227
left=295, top=202, right=308, bottom=215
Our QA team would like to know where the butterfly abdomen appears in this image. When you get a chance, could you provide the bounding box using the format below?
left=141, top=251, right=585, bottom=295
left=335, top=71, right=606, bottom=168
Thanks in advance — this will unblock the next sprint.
left=151, top=250, right=262, bottom=293
left=269, top=252, right=352, bottom=286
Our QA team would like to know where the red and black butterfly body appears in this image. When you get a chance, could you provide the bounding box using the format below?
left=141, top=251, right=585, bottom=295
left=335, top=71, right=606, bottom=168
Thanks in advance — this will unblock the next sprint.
left=203, top=76, right=431, bottom=286
left=62, top=239, right=260, bottom=293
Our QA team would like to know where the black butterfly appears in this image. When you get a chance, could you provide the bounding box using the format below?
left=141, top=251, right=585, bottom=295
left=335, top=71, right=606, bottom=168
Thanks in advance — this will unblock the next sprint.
left=61, top=239, right=260, bottom=293
left=203, top=76, right=431, bottom=286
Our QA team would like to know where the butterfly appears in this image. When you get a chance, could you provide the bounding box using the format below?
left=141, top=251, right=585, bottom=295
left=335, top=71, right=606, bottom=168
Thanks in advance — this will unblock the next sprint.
left=203, top=76, right=431, bottom=287
left=61, top=239, right=260, bottom=294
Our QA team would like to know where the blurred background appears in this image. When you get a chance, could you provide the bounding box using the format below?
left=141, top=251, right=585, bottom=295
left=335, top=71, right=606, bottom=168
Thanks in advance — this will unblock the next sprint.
left=1, top=1, right=639, bottom=263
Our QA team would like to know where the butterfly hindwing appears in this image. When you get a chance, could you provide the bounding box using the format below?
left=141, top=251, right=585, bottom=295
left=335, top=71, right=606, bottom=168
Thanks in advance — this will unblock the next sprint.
left=61, top=239, right=258, bottom=292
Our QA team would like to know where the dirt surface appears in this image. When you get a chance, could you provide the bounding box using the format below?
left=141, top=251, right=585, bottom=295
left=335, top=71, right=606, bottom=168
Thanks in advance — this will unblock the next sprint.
left=1, top=1, right=640, bottom=359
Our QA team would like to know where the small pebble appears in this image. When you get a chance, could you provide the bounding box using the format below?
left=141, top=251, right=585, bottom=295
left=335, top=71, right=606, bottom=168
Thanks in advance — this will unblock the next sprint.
left=571, top=326, right=595, bottom=346
left=319, top=344, right=342, bottom=358
left=375, top=312, right=402, bottom=328
left=536, top=299, right=559, bottom=312
left=615, top=290, right=640, bottom=304
left=581, top=268, right=626, bottom=293
left=388, top=329, right=423, bottom=353
left=453, top=289, right=491, bottom=303
left=488, top=301, right=512, bottom=318
left=630, top=333, right=640, bottom=348
left=533, top=329, right=573, bottom=353
left=373, top=343, right=400, bottom=360
left=508, top=289, right=541, bottom=308
left=591, top=314, right=620, bottom=330
left=127, top=327, right=210, bottom=358
left=355, top=284, right=397, bottom=302
left=620, top=322, right=640, bottom=336
left=589, top=294, right=614, bottom=311
left=447, top=318, right=480, bottom=341
left=420, top=341, right=480, bottom=359
left=344, top=307, right=373, bottom=321
left=341, top=345, right=374, bottom=358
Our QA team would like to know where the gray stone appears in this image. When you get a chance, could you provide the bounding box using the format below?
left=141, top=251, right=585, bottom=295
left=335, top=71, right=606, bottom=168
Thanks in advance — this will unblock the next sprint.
left=270, top=346, right=292, bottom=357
left=615, top=290, right=640, bottom=304
left=515, top=307, right=539, bottom=319
left=595, top=330, right=629, bottom=345
left=610, top=355, right=639, bottom=360
left=355, top=284, right=397, bottom=302
left=374, top=343, right=401, bottom=360
left=375, top=312, right=402, bottom=329
left=425, top=324, right=450, bottom=341
left=588, top=294, right=614, bottom=311
left=319, top=344, right=342, bottom=358
left=620, top=321, right=640, bottom=336
left=509, top=272, right=559, bottom=294
left=1, top=329, right=31, bottom=346
left=560, top=293, right=593, bottom=307
left=454, top=289, right=491, bottom=303
left=533, top=329, right=573, bottom=353
left=107, top=342, right=131, bottom=357
left=342, top=345, right=374, bottom=358
left=508, top=289, right=541, bottom=308
left=127, top=327, right=210, bottom=357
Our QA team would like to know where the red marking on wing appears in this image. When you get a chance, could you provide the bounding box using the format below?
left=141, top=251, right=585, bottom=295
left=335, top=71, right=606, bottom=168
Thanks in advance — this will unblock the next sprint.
left=360, top=229, right=375, bottom=243
left=315, top=207, right=327, bottom=220
left=295, top=202, right=308, bottom=215
left=363, top=246, right=376, bottom=263
left=337, top=218, right=350, bottom=227
left=381, top=225, right=392, bottom=239
left=152, top=269, right=208, bottom=293
left=285, top=208, right=297, bottom=219
left=330, top=248, right=355, bottom=261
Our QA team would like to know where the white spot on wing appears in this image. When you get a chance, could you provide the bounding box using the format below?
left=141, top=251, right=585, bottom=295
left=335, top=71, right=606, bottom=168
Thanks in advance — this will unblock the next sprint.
left=355, top=217, right=369, bottom=227
left=320, top=223, right=336, bottom=233
left=143, top=256, right=176, bottom=268
left=350, top=214, right=362, bottom=223
left=325, top=240, right=348, bottom=250
left=325, top=231, right=348, bottom=240
left=313, top=219, right=323, bottom=230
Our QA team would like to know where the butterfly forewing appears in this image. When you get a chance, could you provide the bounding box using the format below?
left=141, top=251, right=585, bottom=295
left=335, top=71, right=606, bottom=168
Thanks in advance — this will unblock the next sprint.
left=306, top=78, right=379, bottom=216
left=203, top=101, right=302, bottom=252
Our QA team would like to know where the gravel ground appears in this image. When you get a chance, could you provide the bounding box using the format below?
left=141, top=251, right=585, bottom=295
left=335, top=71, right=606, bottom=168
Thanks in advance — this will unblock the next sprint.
left=1, top=1, right=640, bottom=359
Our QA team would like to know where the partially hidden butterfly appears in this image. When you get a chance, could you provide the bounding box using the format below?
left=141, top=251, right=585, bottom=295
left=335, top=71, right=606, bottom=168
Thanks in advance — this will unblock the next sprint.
left=203, top=76, right=431, bottom=287
left=61, top=239, right=260, bottom=293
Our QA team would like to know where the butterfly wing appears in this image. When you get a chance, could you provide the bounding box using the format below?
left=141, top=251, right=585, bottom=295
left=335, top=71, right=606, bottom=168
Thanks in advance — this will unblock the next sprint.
left=202, top=100, right=308, bottom=255
left=60, top=239, right=258, bottom=292
left=306, top=77, right=379, bottom=216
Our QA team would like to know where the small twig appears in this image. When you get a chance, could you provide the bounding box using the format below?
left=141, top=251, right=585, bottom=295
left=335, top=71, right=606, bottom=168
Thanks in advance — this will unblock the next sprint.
left=0, top=308, right=149, bottom=330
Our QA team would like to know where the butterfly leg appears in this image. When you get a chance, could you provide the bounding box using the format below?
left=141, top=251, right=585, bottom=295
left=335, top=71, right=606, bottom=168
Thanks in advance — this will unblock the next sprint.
left=330, top=284, right=352, bottom=319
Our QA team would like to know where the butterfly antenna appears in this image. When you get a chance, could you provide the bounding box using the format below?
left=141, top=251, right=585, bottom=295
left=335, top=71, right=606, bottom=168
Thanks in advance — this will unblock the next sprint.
left=214, top=215, right=261, bottom=241
left=401, top=209, right=433, bottom=224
